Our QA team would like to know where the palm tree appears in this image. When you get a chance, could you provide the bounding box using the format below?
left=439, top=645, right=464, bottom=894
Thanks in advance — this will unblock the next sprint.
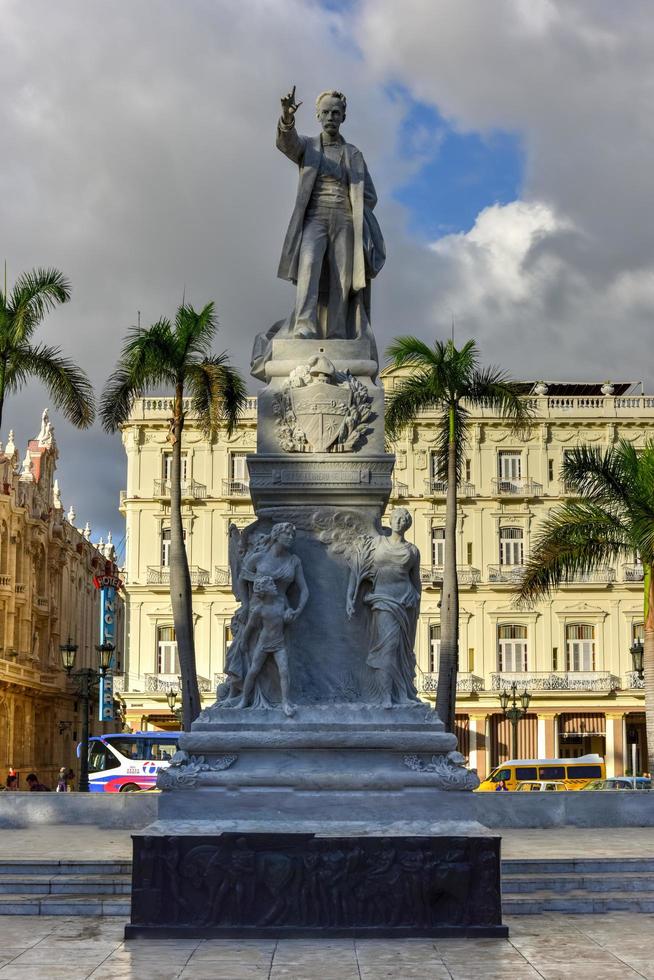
left=100, top=302, right=246, bottom=730
left=517, top=440, right=654, bottom=773
left=0, top=267, right=95, bottom=431
left=385, top=338, right=532, bottom=733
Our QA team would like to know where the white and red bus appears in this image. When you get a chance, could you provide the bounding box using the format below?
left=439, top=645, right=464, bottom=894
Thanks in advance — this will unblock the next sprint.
left=84, top=732, right=179, bottom=792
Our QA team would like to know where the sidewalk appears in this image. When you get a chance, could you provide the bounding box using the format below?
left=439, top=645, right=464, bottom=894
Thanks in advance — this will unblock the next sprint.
left=0, top=912, right=653, bottom=978
left=2, top=824, right=654, bottom=861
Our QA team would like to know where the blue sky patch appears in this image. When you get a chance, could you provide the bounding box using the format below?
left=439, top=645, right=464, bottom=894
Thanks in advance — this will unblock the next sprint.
left=392, top=94, right=524, bottom=241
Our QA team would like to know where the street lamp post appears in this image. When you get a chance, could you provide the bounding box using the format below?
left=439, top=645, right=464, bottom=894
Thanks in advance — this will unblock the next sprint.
left=630, top=637, right=644, bottom=681
left=60, top=639, right=115, bottom=792
left=499, top=681, right=532, bottom=760
left=166, top=687, right=182, bottom=726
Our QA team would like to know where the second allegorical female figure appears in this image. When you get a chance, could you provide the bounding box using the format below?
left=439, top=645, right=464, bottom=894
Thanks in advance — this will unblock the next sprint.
left=346, top=508, right=421, bottom=708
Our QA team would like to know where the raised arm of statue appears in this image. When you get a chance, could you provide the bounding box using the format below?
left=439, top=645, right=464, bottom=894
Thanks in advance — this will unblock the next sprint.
left=276, top=85, right=305, bottom=163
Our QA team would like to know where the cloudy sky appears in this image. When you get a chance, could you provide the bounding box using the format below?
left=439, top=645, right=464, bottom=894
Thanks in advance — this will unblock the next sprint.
left=2, top=0, right=652, bottom=557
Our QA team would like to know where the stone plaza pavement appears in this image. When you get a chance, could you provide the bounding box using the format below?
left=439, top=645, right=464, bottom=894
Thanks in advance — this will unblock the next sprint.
left=1, top=913, right=654, bottom=979
left=0, top=826, right=653, bottom=978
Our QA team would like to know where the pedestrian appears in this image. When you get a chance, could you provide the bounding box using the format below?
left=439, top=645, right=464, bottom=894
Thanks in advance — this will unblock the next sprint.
left=25, top=772, right=51, bottom=792
left=66, top=768, right=75, bottom=791
left=3, top=774, right=18, bottom=791
left=495, top=779, right=509, bottom=792
left=55, top=767, right=70, bottom=792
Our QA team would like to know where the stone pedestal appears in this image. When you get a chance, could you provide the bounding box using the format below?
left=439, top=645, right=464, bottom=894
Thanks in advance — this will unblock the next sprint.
left=126, top=825, right=507, bottom=939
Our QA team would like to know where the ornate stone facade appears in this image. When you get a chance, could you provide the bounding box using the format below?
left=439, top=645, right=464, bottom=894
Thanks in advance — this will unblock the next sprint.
left=0, top=411, right=124, bottom=788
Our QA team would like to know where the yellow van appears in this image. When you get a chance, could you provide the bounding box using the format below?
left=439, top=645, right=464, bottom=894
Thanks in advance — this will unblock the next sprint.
left=476, top=754, right=605, bottom=792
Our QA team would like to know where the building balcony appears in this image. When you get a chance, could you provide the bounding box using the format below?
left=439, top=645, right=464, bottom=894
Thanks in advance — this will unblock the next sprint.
left=146, top=565, right=210, bottom=587
left=144, top=673, right=213, bottom=693
left=625, top=671, right=645, bottom=690
left=491, top=671, right=621, bottom=692
left=34, top=595, right=49, bottom=610
left=491, top=478, right=542, bottom=497
left=14, top=583, right=25, bottom=595
left=390, top=480, right=409, bottom=499
left=0, top=574, right=12, bottom=590
left=153, top=479, right=207, bottom=500
left=222, top=479, right=250, bottom=497
left=562, top=567, right=616, bottom=584
left=214, top=672, right=228, bottom=689
left=423, top=479, right=476, bottom=497
left=213, top=566, right=231, bottom=587
left=487, top=564, right=525, bottom=584
left=420, top=566, right=481, bottom=586
left=419, top=672, right=485, bottom=694
left=623, top=563, right=645, bottom=583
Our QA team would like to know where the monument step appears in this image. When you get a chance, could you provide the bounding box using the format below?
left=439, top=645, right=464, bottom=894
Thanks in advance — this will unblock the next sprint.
left=501, top=857, right=654, bottom=875
left=0, top=893, right=130, bottom=916
left=0, top=860, right=132, bottom=876
left=503, top=889, right=654, bottom=914
left=503, top=872, right=654, bottom=894
left=0, top=874, right=132, bottom=896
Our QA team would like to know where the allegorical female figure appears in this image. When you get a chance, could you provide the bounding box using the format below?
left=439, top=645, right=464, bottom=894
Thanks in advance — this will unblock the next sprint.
left=220, top=522, right=309, bottom=709
left=346, top=508, right=421, bottom=707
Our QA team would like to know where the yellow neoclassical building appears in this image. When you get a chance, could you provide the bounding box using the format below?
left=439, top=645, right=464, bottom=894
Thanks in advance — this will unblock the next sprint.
left=0, top=411, right=125, bottom=788
left=119, top=379, right=650, bottom=778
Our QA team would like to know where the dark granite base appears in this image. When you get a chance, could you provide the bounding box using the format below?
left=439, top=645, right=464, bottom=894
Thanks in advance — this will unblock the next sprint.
left=125, top=832, right=507, bottom=939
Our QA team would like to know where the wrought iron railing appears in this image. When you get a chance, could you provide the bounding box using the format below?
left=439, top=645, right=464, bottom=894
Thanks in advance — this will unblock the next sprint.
left=423, top=480, right=475, bottom=497
left=487, top=565, right=525, bottom=584
left=491, top=478, right=542, bottom=496
left=146, top=565, right=210, bottom=586
left=222, top=479, right=250, bottom=496
left=213, top=566, right=231, bottom=587
left=153, top=479, right=207, bottom=499
left=144, top=673, right=212, bottom=693
left=625, top=671, right=645, bottom=690
left=623, top=564, right=645, bottom=582
left=491, top=671, right=621, bottom=692
left=214, top=672, right=228, bottom=688
left=420, top=566, right=481, bottom=586
left=420, top=672, right=484, bottom=694
left=563, top=567, right=616, bottom=584
left=390, top=481, right=408, bottom=498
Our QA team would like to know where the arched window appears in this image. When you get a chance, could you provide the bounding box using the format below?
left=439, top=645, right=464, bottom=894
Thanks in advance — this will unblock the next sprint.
left=429, top=624, right=440, bottom=673
left=566, top=623, right=595, bottom=672
left=499, top=527, right=523, bottom=566
left=157, top=626, right=179, bottom=675
left=431, top=528, right=445, bottom=568
left=497, top=624, right=528, bottom=672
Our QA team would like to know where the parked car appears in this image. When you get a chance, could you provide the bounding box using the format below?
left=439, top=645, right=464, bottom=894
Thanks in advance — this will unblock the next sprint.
left=515, top=780, right=568, bottom=792
left=581, top=777, right=652, bottom=791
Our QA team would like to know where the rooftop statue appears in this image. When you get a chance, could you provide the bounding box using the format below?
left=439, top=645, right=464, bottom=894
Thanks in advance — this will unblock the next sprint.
left=251, top=87, right=386, bottom=379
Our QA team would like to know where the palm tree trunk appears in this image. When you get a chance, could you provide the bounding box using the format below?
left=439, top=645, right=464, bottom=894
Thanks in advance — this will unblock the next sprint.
left=644, top=565, right=654, bottom=774
left=436, top=405, right=459, bottom=732
left=168, top=385, right=201, bottom=730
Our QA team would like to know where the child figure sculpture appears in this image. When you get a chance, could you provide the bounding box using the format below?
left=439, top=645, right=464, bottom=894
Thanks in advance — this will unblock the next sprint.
left=237, top=574, right=296, bottom=717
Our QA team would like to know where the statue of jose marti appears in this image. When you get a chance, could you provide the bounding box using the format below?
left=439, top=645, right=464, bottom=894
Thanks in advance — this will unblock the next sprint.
left=251, top=87, right=386, bottom=378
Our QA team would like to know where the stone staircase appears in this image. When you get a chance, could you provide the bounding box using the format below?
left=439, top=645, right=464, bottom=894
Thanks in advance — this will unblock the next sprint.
left=502, top=858, right=654, bottom=914
left=1, top=856, right=653, bottom=917
left=0, top=860, right=131, bottom=916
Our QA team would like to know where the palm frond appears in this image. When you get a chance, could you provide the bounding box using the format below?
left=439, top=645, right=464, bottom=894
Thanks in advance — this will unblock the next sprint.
left=174, top=302, right=217, bottom=363
left=18, top=343, right=95, bottom=428
left=561, top=443, right=635, bottom=508
left=186, top=355, right=247, bottom=438
left=7, top=268, right=71, bottom=343
left=517, top=500, right=632, bottom=605
left=385, top=369, right=445, bottom=440
left=467, top=367, right=535, bottom=432
left=385, top=335, right=440, bottom=368
left=99, top=323, right=177, bottom=431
